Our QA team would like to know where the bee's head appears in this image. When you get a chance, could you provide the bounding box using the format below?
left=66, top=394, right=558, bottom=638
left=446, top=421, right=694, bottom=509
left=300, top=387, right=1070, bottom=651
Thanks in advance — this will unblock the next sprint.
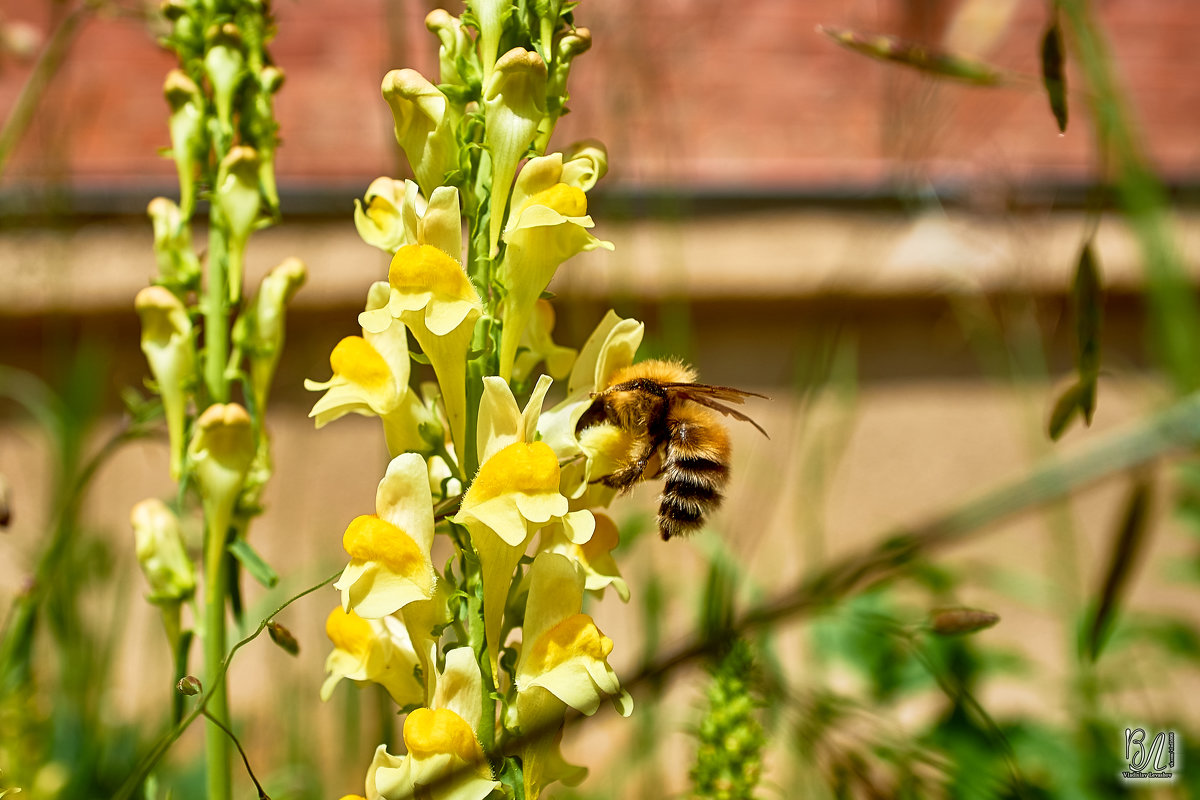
left=575, top=393, right=608, bottom=434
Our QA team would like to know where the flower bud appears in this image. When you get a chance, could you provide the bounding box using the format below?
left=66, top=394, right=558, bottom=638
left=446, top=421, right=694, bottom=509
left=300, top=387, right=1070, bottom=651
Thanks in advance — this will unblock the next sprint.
left=1, top=19, right=43, bottom=62
left=160, top=0, right=188, bottom=21
left=267, top=620, right=300, bottom=656
left=425, top=10, right=477, bottom=88
left=214, top=145, right=262, bottom=302
left=163, top=70, right=205, bottom=217
left=131, top=498, right=195, bottom=603
left=177, top=675, right=202, bottom=696
left=483, top=48, right=548, bottom=254
left=381, top=69, right=458, bottom=198
left=203, top=23, right=245, bottom=135
left=475, top=0, right=506, bottom=88
left=188, top=403, right=255, bottom=543
left=929, top=607, right=1000, bottom=636
left=245, top=257, right=307, bottom=411
left=259, top=65, right=285, bottom=94
left=135, top=286, right=195, bottom=481
left=147, top=197, right=201, bottom=287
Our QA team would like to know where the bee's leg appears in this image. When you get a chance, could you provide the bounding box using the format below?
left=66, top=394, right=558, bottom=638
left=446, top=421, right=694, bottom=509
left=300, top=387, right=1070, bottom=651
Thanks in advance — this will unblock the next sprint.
left=601, top=438, right=657, bottom=493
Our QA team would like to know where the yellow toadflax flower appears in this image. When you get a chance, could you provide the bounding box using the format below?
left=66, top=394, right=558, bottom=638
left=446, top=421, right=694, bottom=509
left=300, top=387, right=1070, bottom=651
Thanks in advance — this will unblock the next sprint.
left=353, top=177, right=417, bottom=254
left=354, top=179, right=463, bottom=259
left=537, top=511, right=629, bottom=602
left=510, top=552, right=632, bottom=798
left=365, top=648, right=500, bottom=800
left=360, top=241, right=482, bottom=460
left=496, top=151, right=614, bottom=381
left=538, top=309, right=645, bottom=499
left=335, top=453, right=437, bottom=619
left=453, top=377, right=593, bottom=675
left=321, top=607, right=424, bottom=707
left=306, top=282, right=437, bottom=457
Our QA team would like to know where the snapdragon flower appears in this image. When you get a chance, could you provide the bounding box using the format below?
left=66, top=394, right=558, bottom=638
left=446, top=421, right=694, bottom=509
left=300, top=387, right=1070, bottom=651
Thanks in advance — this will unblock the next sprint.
left=335, top=453, right=437, bottom=619
left=453, top=377, right=593, bottom=673
left=496, top=152, right=613, bottom=381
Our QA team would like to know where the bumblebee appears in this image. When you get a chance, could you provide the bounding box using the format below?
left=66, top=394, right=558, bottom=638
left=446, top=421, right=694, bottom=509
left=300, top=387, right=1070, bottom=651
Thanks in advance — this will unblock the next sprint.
left=577, top=359, right=767, bottom=540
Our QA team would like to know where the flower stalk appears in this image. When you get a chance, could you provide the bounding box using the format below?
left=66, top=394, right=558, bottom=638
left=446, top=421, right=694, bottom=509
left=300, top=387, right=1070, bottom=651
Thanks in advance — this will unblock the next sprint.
left=132, top=4, right=303, bottom=799
left=311, top=3, right=652, bottom=797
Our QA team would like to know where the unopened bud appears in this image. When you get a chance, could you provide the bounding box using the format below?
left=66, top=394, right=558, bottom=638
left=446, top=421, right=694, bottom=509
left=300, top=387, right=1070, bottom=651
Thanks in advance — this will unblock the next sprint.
left=245, top=258, right=307, bottom=411
left=177, top=675, right=202, bottom=695
left=929, top=607, right=1000, bottom=636
left=131, top=498, right=196, bottom=603
left=214, top=146, right=262, bottom=302
left=135, top=286, right=195, bottom=481
left=267, top=621, right=300, bottom=656
left=204, top=22, right=245, bottom=132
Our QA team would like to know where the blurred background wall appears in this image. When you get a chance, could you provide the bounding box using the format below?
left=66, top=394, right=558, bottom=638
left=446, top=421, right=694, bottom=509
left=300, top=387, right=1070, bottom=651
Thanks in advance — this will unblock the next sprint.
left=3, top=0, right=1200, bottom=794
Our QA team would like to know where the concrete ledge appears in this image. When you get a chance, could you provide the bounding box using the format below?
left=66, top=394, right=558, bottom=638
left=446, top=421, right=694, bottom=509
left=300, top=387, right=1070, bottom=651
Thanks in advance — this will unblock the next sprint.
left=2, top=208, right=1199, bottom=316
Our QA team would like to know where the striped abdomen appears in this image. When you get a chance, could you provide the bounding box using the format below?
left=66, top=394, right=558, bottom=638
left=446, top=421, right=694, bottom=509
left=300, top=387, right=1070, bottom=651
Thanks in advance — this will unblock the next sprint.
left=657, top=404, right=731, bottom=540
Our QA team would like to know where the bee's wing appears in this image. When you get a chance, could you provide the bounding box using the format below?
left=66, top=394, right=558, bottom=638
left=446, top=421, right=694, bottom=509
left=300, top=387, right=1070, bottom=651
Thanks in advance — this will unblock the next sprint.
left=664, top=383, right=770, bottom=438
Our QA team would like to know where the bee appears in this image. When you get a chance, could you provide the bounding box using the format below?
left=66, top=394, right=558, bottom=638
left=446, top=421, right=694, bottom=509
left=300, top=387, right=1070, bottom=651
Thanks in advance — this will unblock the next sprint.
left=577, top=359, right=767, bottom=541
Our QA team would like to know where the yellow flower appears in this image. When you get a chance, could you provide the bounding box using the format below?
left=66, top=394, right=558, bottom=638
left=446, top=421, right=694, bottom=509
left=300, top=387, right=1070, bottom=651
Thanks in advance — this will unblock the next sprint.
left=321, top=607, right=423, bottom=707
left=306, top=282, right=437, bottom=457
left=538, top=310, right=644, bottom=498
left=335, top=453, right=436, bottom=619
left=353, top=177, right=417, bottom=254
left=511, top=299, right=577, bottom=385
left=510, top=552, right=631, bottom=797
left=537, top=512, right=628, bottom=602
left=381, top=69, right=459, bottom=198
left=496, top=153, right=613, bottom=381
left=454, top=378, right=593, bottom=675
left=365, top=648, right=500, bottom=800
left=135, top=286, right=194, bottom=481
left=360, top=243, right=482, bottom=458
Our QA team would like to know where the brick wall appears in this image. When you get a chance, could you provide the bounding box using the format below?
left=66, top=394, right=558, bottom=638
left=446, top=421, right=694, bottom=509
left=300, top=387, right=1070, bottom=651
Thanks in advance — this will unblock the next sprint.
left=2, top=0, right=1198, bottom=195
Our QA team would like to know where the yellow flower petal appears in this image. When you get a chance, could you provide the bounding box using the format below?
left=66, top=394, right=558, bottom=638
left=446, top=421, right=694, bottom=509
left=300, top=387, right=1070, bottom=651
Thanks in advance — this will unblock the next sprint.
left=330, top=336, right=392, bottom=391
left=404, top=707, right=484, bottom=762
left=342, top=515, right=425, bottom=576
left=325, top=606, right=374, bottom=659
left=464, top=441, right=560, bottom=505
left=523, top=614, right=613, bottom=675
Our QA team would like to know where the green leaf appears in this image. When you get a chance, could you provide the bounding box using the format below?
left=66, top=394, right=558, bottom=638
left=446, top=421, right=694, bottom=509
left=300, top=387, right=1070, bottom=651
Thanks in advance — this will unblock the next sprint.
left=1048, top=380, right=1084, bottom=440
left=1085, top=474, right=1152, bottom=662
left=228, top=538, right=279, bottom=588
left=1040, top=22, right=1068, bottom=132
left=818, top=25, right=1007, bottom=85
left=1073, top=241, right=1103, bottom=409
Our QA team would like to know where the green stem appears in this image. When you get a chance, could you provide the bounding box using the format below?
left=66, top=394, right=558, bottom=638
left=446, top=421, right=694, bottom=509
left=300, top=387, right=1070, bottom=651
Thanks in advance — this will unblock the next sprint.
left=203, top=501, right=233, bottom=800
left=204, top=227, right=231, bottom=403
left=114, top=571, right=339, bottom=800
left=464, top=541, right=498, bottom=757
left=0, top=5, right=88, bottom=178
